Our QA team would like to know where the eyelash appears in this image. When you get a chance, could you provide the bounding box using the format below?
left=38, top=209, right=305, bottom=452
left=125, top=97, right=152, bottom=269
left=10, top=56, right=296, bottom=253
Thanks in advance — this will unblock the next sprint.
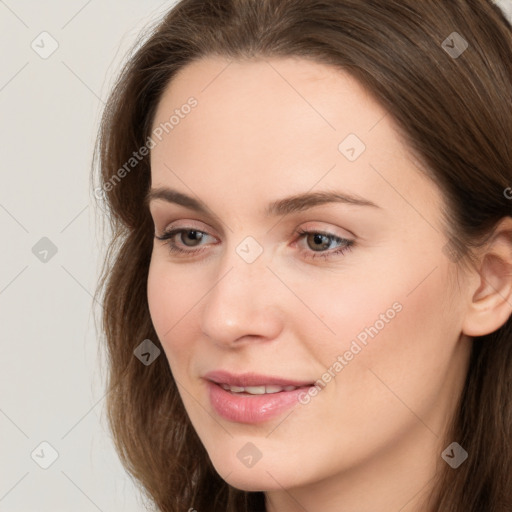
left=154, top=227, right=354, bottom=261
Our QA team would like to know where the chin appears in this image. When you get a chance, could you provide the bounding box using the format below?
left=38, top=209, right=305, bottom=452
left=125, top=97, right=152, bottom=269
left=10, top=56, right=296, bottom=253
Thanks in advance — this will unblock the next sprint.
left=208, top=454, right=293, bottom=492
left=224, top=476, right=268, bottom=492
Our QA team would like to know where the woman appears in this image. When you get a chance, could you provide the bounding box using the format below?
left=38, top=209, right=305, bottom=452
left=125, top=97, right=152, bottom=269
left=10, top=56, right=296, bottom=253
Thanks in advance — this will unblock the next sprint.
left=92, top=0, right=512, bottom=510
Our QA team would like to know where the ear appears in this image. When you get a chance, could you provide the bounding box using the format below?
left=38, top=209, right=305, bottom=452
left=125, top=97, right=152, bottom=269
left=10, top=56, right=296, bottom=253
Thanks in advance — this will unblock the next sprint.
left=462, top=217, right=512, bottom=337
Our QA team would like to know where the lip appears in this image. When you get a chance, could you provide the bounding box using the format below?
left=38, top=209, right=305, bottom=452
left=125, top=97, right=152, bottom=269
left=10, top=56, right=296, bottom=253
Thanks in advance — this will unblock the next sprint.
left=203, top=370, right=315, bottom=424
left=203, top=370, right=314, bottom=388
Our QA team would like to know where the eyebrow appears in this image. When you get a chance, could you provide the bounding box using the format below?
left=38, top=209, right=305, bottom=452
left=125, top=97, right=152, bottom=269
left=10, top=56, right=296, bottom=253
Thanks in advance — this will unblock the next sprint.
left=145, top=186, right=381, bottom=217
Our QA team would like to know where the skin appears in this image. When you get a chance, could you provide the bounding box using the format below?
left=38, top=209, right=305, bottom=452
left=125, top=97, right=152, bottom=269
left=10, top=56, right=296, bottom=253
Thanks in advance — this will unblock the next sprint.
left=146, top=56, right=512, bottom=512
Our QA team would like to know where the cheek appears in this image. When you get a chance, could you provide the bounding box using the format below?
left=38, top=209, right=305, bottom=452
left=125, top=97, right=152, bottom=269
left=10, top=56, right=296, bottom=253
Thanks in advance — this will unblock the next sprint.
left=291, top=245, right=458, bottom=420
left=147, top=258, right=198, bottom=369
left=304, top=239, right=455, bottom=370
left=147, top=259, right=171, bottom=335
left=326, top=263, right=460, bottom=445
left=275, top=262, right=405, bottom=369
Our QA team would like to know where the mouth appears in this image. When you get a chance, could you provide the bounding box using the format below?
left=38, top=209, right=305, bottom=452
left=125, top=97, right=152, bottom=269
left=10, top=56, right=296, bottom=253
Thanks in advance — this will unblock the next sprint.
left=203, top=370, right=315, bottom=424
left=217, top=383, right=303, bottom=395
left=204, top=369, right=314, bottom=388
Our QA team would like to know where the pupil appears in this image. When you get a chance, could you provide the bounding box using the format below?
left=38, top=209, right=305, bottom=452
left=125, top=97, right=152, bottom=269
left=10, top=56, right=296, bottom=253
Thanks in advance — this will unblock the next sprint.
left=311, top=233, right=328, bottom=251
left=185, top=230, right=202, bottom=246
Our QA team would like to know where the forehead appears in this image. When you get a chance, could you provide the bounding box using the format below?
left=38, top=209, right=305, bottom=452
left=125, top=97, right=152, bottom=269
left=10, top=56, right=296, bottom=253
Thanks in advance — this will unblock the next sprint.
left=151, top=55, right=384, bottom=143
left=149, top=56, right=441, bottom=223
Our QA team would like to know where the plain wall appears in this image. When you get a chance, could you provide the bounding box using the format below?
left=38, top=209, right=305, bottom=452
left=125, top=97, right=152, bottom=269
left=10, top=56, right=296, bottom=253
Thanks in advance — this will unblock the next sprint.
left=1, top=2, right=177, bottom=511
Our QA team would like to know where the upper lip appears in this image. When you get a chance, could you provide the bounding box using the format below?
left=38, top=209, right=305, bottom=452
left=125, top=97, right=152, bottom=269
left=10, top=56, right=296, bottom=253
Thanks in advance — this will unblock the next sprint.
left=204, top=370, right=314, bottom=388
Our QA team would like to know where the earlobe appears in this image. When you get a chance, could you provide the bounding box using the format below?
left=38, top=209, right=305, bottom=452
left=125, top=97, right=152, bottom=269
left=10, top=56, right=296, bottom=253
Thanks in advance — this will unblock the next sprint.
left=462, top=219, right=512, bottom=337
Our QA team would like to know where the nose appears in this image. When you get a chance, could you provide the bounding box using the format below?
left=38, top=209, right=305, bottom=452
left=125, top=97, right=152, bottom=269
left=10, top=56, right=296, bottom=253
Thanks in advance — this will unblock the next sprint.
left=199, top=245, right=284, bottom=348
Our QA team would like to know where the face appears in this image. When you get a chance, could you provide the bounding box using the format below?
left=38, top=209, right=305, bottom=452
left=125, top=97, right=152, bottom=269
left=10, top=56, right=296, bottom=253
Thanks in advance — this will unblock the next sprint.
left=146, top=56, right=472, bottom=495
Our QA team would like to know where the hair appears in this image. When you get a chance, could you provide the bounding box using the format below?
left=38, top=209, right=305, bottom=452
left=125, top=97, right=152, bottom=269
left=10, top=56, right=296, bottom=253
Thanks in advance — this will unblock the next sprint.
left=92, top=1, right=512, bottom=510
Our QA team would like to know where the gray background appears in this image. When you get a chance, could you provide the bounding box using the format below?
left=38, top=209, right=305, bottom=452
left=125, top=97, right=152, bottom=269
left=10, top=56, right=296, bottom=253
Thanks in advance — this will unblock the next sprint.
left=1, top=1, right=511, bottom=511
left=1, top=1, right=177, bottom=511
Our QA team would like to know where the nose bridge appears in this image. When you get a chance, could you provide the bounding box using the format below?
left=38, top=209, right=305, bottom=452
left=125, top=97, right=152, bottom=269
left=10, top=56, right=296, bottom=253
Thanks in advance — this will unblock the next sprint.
left=199, top=235, right=283, bottom=345
left=216, top=232, right=270, bottom=297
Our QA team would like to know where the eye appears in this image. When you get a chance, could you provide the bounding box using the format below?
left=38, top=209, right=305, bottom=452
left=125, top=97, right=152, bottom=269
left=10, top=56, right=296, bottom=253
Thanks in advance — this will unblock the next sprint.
left=295, top=229, right=354, bottom=260
left=155, top=228, right=215, bottom=256
left=154, top=227, right=355, bottom=260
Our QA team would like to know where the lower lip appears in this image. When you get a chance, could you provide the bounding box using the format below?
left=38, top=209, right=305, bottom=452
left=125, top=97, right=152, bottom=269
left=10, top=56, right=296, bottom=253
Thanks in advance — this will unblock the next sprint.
left=207, top=381, right=312, bottom=424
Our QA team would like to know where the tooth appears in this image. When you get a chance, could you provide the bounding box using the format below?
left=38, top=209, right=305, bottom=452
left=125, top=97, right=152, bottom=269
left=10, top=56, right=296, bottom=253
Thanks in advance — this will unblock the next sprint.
left=244, top=386, right=266, bottom=395
left=229, top=385, right=245, bottom=393
left=265, top=385, right=283, bottom=394
left=283, top=385, right=297, bottom=391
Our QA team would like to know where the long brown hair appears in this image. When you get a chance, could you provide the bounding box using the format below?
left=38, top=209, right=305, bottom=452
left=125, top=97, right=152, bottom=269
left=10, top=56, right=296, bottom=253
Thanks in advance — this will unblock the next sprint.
left=92, top=1, right=512, bottom=510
